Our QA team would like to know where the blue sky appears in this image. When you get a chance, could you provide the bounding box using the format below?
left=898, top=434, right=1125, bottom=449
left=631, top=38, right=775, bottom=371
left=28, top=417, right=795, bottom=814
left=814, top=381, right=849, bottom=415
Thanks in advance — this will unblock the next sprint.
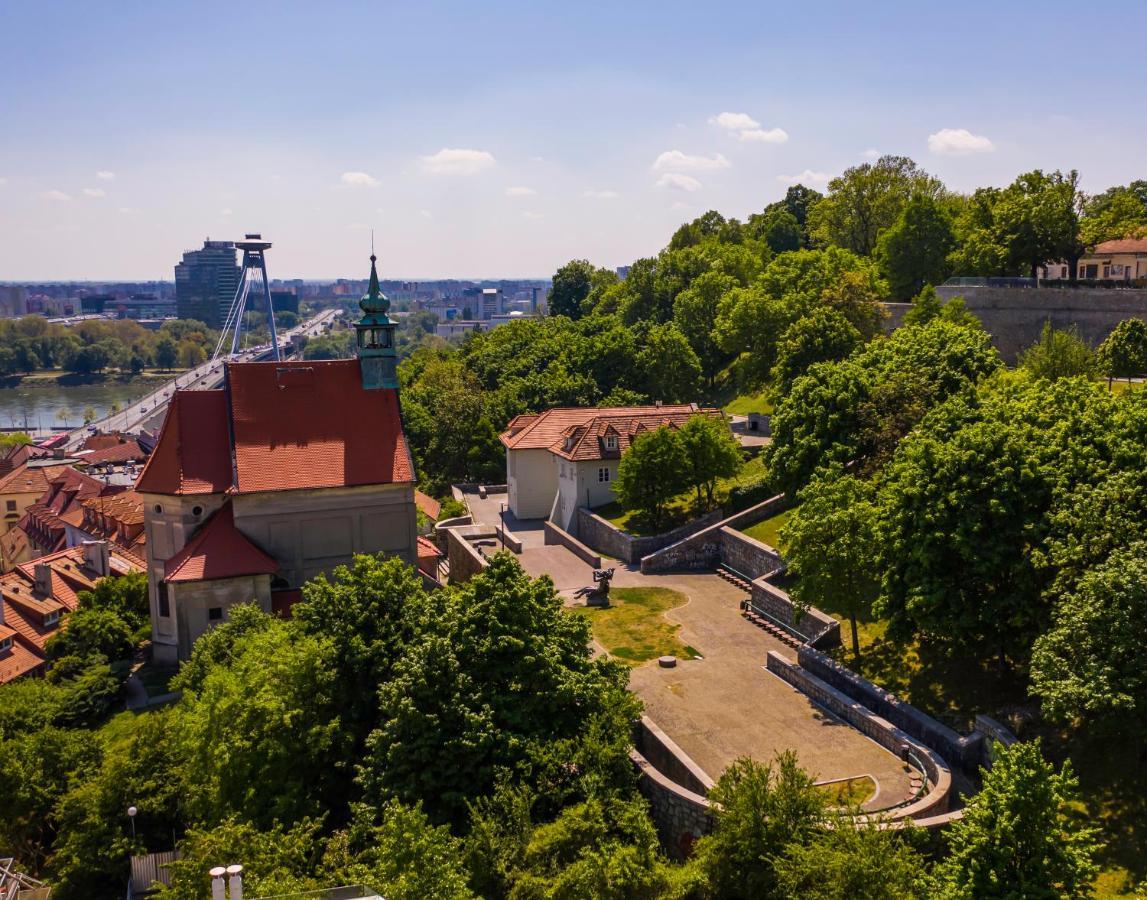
left=1, top=0, right=1144, bottom=280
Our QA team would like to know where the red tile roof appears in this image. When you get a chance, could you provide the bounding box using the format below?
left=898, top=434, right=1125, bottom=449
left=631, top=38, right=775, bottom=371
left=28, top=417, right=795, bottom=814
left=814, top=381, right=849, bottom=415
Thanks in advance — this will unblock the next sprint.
left=500, top=405, right=701, bottom=451
left=1092, top=237, right=1147, bottom=255
left=163, top=502, right=278, bottom=583
left=552, top=409, right=723, bottom=462
left=138, top=360, right=415, bottom=496
left=228, top=360, right=413, bottom=493
left=0, top=543, right=144, bottom=683
left=0, top=463, right=60, bottom=498
left=135, top=391, right=233, bottom=495
left=76, top=439, right=148, bottom=467
left=415, top=490, right=441, bottom=520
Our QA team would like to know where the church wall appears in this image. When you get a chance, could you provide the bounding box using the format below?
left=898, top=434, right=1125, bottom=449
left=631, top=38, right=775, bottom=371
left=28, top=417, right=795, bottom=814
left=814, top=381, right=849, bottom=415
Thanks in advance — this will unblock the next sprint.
left=231, top=482, right=417, bottom=588
left=170, top=574, right=273, bottom=661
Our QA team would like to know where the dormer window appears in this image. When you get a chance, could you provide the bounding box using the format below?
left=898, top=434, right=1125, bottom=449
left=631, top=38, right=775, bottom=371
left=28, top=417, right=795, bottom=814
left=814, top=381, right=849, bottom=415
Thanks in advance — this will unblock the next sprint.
left=0, top=637, right=10, bottom=653
left=43, top=611, right=59, bottom=628
left=604, top=435, right=618, bottom=451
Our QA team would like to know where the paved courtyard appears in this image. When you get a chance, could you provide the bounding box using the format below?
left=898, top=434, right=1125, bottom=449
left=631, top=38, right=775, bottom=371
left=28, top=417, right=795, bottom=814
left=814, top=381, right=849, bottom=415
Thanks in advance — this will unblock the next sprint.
left=515, top=540, right=914, bottom=811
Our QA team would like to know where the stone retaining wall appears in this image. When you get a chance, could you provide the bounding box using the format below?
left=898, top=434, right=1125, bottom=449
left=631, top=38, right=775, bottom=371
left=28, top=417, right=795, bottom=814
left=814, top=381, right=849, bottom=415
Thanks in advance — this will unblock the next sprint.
left=640, top=494, right=788, bottom=574
left=577, top=508, right=724, bottom=564
left=933, top=285, right=1147, bottom=362
left=631, top=717, right=713, bottom=858
left=543, top=521, right=602, bottom=568
left=750, top=576, right=841, bottom=649
left=443, top=527, right=490, bottom=584
left=766, top=651, right=952, bottom=820
left=796, top=644, right=984, bottom=772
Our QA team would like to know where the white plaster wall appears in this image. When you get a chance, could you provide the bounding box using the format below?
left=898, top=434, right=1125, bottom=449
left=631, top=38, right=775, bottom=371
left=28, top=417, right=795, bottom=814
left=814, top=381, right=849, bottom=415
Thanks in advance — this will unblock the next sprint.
left=577, top=460, right=619, bottom=510
left=172, top=573, right=272, bottom=660
left=507, top=448, right=558, bottom=519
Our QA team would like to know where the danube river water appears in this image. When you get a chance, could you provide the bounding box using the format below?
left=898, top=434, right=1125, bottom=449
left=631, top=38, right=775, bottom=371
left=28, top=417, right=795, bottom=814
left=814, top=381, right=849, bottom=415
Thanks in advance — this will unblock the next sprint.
left=0, top=381, right=153, bottom=433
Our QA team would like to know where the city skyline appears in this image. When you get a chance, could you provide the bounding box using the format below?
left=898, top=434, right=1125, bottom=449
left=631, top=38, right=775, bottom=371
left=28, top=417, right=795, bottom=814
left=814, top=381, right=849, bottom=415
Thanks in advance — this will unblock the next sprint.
left=2, top=0, right=1146, bottom=280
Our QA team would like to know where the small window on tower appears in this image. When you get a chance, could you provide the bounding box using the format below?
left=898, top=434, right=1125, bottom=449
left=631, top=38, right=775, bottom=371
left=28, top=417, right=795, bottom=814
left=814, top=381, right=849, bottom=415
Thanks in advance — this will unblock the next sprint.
left=208, top=607, right=223, bottom=622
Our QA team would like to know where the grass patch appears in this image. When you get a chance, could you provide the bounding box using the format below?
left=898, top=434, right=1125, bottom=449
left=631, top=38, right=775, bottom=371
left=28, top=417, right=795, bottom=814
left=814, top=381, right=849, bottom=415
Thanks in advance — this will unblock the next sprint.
left=815, top=775, right=877, bottom=807
left=740, top=506, right=793, bottom=551
left=723, top=390, right=774, bottom=417
left=572, top=587, right=701, bottom=667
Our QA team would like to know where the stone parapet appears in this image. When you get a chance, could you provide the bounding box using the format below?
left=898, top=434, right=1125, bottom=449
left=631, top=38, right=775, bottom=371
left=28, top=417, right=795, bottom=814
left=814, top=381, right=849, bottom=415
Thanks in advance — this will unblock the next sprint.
left=639, top=494, right=788, bottom=574
left=543, top=521, right=602, bottom=568
left=577, top=507, right=724, bottom=564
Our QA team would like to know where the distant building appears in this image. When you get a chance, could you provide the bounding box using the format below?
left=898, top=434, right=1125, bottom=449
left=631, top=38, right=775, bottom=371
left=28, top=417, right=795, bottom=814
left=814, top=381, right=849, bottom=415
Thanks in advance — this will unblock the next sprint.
left=1042, top=238, right=1147, bottom=281
left=616, top=266, right=631, bottom=280
left=174, top=240, right=241, bottom=327
left=499, top=404, right=717, bottom=529
left=435, top=320, right=484, bottom=339
left=481, top=287, right=504, bottom=320
left=270, top=289, right=299, bottom=314
left=137, top=255, right=418, bottom=663
left=0, top=286, right=28, bottom=318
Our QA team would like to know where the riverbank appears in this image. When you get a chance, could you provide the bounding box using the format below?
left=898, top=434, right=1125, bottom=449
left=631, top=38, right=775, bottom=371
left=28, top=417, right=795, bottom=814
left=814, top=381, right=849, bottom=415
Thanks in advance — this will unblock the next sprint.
left=0, top=369, right=190, bottom=390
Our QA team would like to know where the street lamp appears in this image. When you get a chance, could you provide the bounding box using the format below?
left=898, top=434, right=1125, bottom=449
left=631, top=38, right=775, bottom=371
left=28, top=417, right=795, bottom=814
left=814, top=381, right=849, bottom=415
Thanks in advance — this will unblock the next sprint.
left=500, top=502, right=506, bottom=550
left=127, top=805, right=138, bottom=839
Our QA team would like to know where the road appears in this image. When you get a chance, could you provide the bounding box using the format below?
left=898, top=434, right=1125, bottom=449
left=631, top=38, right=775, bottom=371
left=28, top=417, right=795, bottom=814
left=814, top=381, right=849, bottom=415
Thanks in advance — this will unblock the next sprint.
left=62, top=309, right=340, bottom=449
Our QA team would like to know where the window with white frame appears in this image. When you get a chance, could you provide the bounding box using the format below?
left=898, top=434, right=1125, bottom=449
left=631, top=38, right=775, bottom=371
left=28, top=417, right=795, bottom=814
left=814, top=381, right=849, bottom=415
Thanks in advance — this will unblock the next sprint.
left=43, top=611, right=59, bottom=627
left=598, top=466, right=611, bottom=483
left=604, top=434, right=618, bottom=450
left=0, top=637, right=10, bottom=653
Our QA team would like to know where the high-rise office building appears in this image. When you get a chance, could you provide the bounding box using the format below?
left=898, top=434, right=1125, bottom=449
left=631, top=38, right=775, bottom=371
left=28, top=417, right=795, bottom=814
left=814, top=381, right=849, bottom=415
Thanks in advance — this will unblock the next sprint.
left=0, top=286, right=28, bottom=318
left=174, top=240, right=240, bottom=327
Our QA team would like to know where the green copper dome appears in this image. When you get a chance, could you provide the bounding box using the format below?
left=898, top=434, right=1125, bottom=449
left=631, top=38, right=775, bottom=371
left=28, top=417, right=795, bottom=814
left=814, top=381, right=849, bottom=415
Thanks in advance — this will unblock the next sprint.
left=360, top=254, right=390, bottom=314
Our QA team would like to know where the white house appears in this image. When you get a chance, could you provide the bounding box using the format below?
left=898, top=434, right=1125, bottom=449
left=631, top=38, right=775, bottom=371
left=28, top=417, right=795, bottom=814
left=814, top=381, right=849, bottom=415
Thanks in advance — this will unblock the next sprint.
left=500, top=404, right=721, bottom=531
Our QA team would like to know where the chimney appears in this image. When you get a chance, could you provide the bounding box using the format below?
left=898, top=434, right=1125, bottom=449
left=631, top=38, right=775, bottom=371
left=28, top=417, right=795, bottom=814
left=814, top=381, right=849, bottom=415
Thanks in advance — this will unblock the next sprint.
left=83, top=540, right=111, bottom=577
left=209, top=867, right=227, bottom=900
left=227, top=865, right=244, bottom=900
left=33, top=562, right=52, bottom=596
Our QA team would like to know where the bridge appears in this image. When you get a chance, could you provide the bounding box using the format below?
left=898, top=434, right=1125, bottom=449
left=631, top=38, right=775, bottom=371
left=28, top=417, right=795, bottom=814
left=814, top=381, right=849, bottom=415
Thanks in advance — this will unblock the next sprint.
left=60, top=308, right=340, bottom=451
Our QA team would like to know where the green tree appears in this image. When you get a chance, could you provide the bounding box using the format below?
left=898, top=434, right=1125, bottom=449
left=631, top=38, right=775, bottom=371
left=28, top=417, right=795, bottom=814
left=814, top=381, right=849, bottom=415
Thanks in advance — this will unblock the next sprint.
left=55, top=407, right=71, bottom=427
left=673, top=271, right=737, bottom=384
left=936, top=740, right=1098, bottom=899
left=1018, top=322, right=1094, bottom=381
left=1081, top=183, right=1147, bottom=246
left=81, top=406, right=97, bottom=425
left=1096, top=317, right=1147, bottom=385
left=877, top=193, right=956, bottom=299
left=75, top=570, right=149, bottom=633
left=635, top=322, right=702, bottom=402
left=548, top=259, right=598, bottom=319
left=783, top=470, right=879, bottom=658
left=615, top=425, right=690, bottom=526
left=775, top=817, right=930, bottom=899
left=688, top=752, right=827, bottom=898
left=361, top=554, right=629, bottom=823
left=154, top=337, right=178, bottom=371
left=809, top=155, right=944, bottom=255
left=678, top=414, right=743, bottom=510
left=1031, top=543, right=1147, bottom=736
left=45, top=608, right=136, bottom=664
left=771, top=307, right=861, bottom=396
left=993, top=169, right=1084, bottom=280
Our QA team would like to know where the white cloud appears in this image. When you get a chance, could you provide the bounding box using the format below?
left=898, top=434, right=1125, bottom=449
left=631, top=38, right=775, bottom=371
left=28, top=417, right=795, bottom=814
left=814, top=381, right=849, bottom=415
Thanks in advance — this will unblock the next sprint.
left=652, top=150, right=730, bottom=173
left=43, top=189, right=71, bottom=201
left=419, top=148, right=496, bottom=175
left=739, top=127, right=789, bottom=144
left=709, top=111, right=760, bottom=131
left=523, top=211, right=544, bottom=220
left=82, top=188, right=106, bottom=198
left=927, top=128, right=994, bottom=155
left=341, top=171, right=380, bottom=188
left=505, top=186, right=536, bottom=197
left=96, top=170, right=115, bottom=181
left=0, top=177, right=7, bottom=187
left=118, top=206, right=140, bottom=214
left=656, top=173, right=702, bottom=192
left=419, top=209, right=433, bottom=219
left=584, top=189, right=619, bottom=200
left=863, top=148, right=880, bottom=160
left=777, top=169, right=830, bottom=186
left=220, top=207, right=233, bottom=216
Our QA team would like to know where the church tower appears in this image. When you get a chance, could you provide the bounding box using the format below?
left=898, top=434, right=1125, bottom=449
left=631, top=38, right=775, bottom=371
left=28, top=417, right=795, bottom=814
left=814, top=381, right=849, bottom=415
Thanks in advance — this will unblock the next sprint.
left=355, top=253, right=398, bottom=389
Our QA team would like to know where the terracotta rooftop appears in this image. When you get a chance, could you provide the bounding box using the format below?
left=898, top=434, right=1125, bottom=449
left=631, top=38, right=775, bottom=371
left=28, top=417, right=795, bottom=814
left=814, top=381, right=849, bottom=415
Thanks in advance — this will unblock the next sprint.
left=1091, top=237, right=1147, bottom=255
left=135, top=391, right=233, bottom=495
left=164, top=501, right=279, bottom=583
left=76, top=439, right=148, bottom=467
left=415, top=490, right=441, bottom=521
left=551, top=408, right=724, bottom=461
left=0, top=463, right=62, bottom=497
left=137, top=359, right=415, bottom=496
left=0, top=543, right=144, bottom=683
left=500, top=405, right=701, bottom=451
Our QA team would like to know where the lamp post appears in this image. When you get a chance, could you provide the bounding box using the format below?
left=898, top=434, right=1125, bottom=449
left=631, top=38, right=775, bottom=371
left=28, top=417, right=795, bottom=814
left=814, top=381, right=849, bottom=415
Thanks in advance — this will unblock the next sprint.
left=127, top=805, right=138, bottom=839
left=499, top=502, right=506, bottom=550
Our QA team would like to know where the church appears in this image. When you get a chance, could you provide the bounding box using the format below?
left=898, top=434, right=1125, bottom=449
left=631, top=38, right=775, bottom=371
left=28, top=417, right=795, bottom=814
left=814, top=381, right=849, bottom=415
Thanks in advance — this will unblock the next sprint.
left=137, top=255, right=418, bottom=663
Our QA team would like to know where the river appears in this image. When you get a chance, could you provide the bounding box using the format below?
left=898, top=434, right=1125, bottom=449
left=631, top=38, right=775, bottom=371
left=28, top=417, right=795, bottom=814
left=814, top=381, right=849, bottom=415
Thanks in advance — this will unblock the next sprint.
left=0, top=381, right=154, bottom=434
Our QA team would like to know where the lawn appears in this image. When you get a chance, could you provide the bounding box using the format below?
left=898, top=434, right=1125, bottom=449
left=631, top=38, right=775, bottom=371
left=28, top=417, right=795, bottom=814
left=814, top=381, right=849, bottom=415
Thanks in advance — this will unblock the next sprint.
left=814, top=775, right=877, bottom=808
left=723, top=390, right=774, bottom=417
left=572, top=587, right=702, bottom=667
left=740, top=506, right=793, bottom=551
